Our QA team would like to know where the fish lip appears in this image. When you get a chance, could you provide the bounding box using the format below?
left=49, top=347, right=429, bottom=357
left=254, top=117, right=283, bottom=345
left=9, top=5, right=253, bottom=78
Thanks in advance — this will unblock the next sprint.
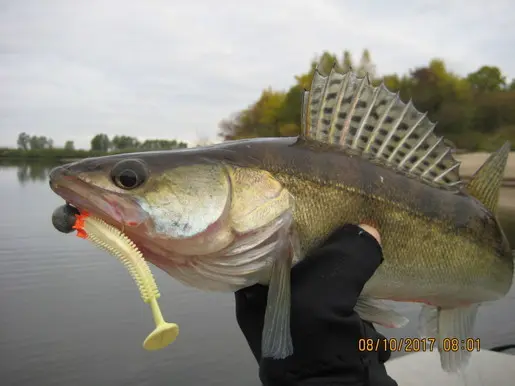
left=50, top=176, right=115, bottom=223
left=49, top=174, right=146, bottom=228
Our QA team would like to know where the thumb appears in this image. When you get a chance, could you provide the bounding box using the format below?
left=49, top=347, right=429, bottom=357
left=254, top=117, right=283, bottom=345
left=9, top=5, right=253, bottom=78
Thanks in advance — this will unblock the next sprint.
left=358, top=224, right=381, bottom=245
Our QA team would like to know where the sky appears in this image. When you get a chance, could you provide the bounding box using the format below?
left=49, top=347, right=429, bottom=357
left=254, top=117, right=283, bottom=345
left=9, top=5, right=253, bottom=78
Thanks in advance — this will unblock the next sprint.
left=1, top=0, right=515, bottom=150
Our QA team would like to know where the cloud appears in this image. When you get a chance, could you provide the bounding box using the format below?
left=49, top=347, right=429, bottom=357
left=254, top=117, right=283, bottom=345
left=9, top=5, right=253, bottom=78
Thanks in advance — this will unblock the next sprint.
left=1, top=0, right=514, bottom=149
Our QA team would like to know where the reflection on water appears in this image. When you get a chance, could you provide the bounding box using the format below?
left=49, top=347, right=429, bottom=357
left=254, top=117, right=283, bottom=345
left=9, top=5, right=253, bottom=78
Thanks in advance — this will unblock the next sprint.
left=0, top=160, right=56, bottom=185
left=17, top=163, right=54, bottom=184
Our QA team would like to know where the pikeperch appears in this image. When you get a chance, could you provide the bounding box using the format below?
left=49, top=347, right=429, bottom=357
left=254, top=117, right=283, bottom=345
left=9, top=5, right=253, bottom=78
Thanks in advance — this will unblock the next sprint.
left=48, top=64, right=514, bottom=373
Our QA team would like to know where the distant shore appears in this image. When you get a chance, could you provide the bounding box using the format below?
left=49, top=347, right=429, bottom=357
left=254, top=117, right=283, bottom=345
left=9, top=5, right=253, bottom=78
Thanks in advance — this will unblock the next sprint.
left=0, top=148, right=106, bottom=162
left=0, top=147, right=164, bottom=162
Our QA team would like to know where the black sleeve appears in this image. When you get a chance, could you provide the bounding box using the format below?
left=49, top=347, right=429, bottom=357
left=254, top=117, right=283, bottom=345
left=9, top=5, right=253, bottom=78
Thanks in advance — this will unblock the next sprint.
left=236, top=224, right=397, bottom=386
left=235, top=282, right=268, bottom=362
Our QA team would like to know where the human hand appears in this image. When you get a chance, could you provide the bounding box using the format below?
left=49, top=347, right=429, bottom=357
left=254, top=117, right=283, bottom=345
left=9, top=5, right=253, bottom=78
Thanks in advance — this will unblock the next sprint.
left=357, top=223, right=381, bottom=245
left=235, top=224, right=396, bottom=385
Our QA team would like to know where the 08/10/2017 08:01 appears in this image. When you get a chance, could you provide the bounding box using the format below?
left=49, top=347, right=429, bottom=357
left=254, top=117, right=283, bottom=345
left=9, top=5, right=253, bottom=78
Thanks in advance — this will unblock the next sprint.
left=358, top=337, right=481, bottom=353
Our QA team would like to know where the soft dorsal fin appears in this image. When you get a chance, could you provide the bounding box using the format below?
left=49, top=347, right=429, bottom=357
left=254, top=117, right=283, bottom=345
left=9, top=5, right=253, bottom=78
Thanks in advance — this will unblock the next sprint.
left=466, top=142, right=510, bottom=213
left=300, top=63, right=462, bottom=187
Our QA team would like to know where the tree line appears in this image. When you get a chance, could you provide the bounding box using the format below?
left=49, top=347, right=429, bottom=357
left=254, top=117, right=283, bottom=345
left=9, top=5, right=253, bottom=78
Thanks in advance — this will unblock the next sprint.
left=218, top=50, right=515, bottom=151
left=14, top=132, right=187, bottom=152
left=89, top=134, right=187, bottom=152
left=3, top=132, right=188, bottom=161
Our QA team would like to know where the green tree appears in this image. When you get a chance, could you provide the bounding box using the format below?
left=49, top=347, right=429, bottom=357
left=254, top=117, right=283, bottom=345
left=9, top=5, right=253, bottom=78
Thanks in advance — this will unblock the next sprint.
left=17, top=132, right=30, bottom=150
left=28, top=135, right=52, bottom=150
left=64, top=140, right=75, bottom=150
left=28, top=136, right=40, bottom=150
left=90, top=134, right=110, bottom=152
left=341, top=50, right=353, bottom=72
left=357, top=49, right=375, bottom=78
left=467, top=66, right=506, bottom=92
left=139, top=139, right=188, bottom=150
left=276, top=85, right=303, bottom=133
left=111, top=135, right=140, bottom=150
left=218, top=50, right=515, bottom=151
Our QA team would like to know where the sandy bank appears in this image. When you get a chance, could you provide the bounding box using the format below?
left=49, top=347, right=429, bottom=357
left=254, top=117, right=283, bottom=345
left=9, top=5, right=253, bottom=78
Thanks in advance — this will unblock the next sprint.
left=456, top=152, right=515, bottom=179
left=499, top=188, right=515, bottom=209
left=457, top=152, right=515, bottom=209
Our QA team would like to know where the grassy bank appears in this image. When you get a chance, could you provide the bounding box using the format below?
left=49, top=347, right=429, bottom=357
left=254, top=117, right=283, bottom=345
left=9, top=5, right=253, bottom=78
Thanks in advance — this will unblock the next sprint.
left=0, top=148, right=105, bottom=161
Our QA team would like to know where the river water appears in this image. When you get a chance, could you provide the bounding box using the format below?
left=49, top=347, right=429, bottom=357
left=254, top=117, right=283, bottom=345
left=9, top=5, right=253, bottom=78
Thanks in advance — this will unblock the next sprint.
left=1, top=162, right=514, bottom=386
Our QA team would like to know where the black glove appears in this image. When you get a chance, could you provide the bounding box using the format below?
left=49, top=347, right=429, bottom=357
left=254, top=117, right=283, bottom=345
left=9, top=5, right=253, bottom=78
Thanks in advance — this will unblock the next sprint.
left=235, top=224, right=398, bottom=386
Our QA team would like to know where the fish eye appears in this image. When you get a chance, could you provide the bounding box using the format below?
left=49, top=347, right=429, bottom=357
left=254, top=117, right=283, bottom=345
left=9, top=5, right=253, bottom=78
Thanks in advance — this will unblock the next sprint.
left=110, top=159, right=148, bottom=190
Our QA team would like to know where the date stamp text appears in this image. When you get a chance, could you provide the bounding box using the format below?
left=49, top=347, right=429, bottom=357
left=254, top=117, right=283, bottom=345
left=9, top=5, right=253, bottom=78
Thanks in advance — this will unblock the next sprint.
left=358, top=338, right=481, bottom=353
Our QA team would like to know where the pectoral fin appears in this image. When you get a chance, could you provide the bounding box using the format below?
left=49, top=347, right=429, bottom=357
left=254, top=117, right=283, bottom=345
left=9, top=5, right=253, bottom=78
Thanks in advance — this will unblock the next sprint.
left=261, top=236, right=294, bottom=359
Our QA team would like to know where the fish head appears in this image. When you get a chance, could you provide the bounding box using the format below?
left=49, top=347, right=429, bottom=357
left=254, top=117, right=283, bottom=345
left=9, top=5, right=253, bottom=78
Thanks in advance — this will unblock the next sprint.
left=49, top=147, right=292, bottom=273
left=49, top=155, right=151, bottom=229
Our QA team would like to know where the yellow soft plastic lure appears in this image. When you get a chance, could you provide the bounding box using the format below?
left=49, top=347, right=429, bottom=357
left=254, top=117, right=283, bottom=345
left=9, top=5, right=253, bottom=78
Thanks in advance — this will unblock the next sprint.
left=73, top=210, right=178, bottom=350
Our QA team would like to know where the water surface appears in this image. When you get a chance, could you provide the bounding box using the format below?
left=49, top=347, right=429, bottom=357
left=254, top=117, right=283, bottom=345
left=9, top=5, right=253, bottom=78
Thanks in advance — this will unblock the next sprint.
left=1, top=162, right=514, bottom=386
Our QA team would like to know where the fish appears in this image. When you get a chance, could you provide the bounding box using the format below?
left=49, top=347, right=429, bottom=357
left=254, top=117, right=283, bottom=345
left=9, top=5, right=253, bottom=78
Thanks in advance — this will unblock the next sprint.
left=48, top=63, right=514, bottom=373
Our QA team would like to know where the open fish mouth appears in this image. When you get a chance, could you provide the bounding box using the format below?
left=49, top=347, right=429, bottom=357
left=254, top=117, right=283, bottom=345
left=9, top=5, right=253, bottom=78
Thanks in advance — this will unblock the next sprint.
left=49, top=165, right=149, bottom=229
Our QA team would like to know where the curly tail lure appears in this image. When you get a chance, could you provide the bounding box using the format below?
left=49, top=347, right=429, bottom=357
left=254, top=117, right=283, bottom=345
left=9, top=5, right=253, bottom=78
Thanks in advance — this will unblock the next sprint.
left=72, top=210, right=179, bottom=351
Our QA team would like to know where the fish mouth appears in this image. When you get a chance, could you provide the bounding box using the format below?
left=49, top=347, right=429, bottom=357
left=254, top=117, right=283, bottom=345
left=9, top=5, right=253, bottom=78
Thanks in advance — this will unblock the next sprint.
left=49, top=165, right=149, bottom=230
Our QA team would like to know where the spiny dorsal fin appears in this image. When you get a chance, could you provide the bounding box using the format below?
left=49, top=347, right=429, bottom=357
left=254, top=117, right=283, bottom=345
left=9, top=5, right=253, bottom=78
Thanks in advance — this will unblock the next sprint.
left=466, top=142, right=510, bottom=213
left=300, top=63, right=462, bottom=187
